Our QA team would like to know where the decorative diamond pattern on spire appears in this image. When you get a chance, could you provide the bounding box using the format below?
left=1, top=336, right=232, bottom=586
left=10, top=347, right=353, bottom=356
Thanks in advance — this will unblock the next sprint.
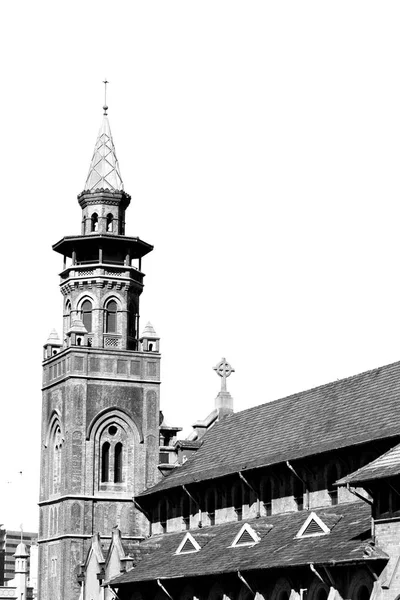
left=84, top=116, right=124, bottom=192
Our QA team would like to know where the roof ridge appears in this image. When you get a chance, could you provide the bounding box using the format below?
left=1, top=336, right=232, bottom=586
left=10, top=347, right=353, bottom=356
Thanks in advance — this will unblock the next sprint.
left=221, top=358, right=400, bottom=422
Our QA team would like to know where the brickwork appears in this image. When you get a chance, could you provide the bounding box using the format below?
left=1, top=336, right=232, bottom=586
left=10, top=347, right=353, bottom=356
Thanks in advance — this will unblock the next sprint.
left=39, top=170, right=158, bottom=600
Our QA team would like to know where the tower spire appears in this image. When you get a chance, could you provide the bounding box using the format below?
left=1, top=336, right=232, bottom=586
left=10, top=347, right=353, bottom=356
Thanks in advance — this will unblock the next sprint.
left=84, top=87, right=124, bottom=192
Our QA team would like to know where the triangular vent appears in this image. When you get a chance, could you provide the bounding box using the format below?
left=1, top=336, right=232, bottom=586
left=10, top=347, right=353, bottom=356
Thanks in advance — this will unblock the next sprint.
left=175, top=532, right=201, bottom=555
left=296, top=512, right=330, bottom=539
left=303, top=519, right=325, bottom=536
left=230, top=523, right=260, bottom=548
left=181, top=538, right=196, bottom=553
left=236, top=529, right=256, bottom=545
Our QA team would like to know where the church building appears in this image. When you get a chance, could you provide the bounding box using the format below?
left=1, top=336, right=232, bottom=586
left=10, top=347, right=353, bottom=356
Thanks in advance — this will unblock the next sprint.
left=39, top=102, right=400, bottom=600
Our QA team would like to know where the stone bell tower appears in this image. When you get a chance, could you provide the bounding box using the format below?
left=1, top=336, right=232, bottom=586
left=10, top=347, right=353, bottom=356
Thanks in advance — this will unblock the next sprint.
left=38, top=102, right=161, bottom=600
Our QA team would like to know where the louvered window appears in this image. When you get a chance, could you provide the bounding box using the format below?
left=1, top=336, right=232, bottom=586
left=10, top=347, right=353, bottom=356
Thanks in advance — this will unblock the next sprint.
left=231, top=524, right=259, bottom=547
left=302, top=519, right=324, bottom=536
left=176, top=533, right=200, bottom=554
left=235, top=529, right=255, bottom=545
left=180, top=538, right=196, bottom=553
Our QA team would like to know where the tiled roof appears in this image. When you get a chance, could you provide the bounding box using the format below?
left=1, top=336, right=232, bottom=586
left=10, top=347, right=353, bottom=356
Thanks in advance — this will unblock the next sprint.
left=337, top=443, right=400, bottom=485
left=141, top=360, right=400, bottom=496
left=109, top=503, right=387, bottom=587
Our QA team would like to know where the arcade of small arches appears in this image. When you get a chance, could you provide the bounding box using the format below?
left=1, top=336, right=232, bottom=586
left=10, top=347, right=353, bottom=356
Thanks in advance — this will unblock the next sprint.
left=153, top=462, right=345, bottom=533
left=64, top=297, right=137, bottom=338
left=125, top=574, right=372, bottom=600
left=87, top=211, right=124, bottom=235
left=65, top=297, right=119, bottom=333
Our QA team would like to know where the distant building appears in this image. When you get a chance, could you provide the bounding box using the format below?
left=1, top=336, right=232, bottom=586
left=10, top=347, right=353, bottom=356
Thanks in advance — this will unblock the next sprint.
left=0, top=541, right=34, bottom=600
left=0, top=530, right=37, bottom=586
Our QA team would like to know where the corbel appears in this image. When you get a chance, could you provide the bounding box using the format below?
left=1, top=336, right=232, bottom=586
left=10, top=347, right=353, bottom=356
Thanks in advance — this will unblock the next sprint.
left=309, top=563, right=327, bottom=585
left=237, top=571, right=256, bottom=596
left=346, top=484, right=373, bottom=506
left=286, top=461, right=310, bottom=510
left=157, top=579, right=174, bottom=600
left=182, top=485, right=202, bottom=528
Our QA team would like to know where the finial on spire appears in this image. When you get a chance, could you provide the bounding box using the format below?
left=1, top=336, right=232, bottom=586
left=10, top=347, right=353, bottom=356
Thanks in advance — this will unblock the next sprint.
left=103, top=79, right=109, bottom=115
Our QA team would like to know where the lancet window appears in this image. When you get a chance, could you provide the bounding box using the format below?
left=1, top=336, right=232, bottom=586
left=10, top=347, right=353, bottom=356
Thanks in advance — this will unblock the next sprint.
left=91, top=213, right=98, bottom=232
left=101, top=442, right=110, bottom=482
left=65, top=300, right=71, bottom=329
left=114, top=442, right=123, bottom=483
left=81, top=299, right=92, bottom=332
left=98, top=423, right=127, bottom=487
left=106, top=213, right=113, bottom=232
left=51, top=425, right=63, bottom=495
left=105, top=300, right=118, bottom=333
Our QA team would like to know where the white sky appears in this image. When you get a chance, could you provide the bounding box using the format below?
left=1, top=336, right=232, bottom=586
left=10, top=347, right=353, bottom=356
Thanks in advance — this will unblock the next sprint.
left=1, top=1, right=400, bottom=531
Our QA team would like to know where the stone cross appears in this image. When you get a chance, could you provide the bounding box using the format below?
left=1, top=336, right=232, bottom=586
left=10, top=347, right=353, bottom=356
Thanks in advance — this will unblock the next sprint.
left=213, top=358, right=235, bottom=393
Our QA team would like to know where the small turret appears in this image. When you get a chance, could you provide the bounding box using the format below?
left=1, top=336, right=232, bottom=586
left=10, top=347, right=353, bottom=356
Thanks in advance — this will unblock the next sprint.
left=66, top=319, right=89, bottom=347
left=139, top=322, right=160, bottom=353
left=43, top=329, right=62, bottom=359
left=13, top=541, right=29, bottom=600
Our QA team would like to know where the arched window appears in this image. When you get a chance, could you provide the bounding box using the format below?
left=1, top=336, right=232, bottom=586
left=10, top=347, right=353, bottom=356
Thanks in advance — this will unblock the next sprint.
left=65, top=300, right=71, bottom=329
left=356, top=586, right=370, bottom=600
left=316, top=589, right=328, bottom=600
left=114, top=442, right=123, bottom=483
left=106, top=213, right=113, bottom=232
left=81, top=300, right=92, bottom=332
left=101, top=442, right=110, bottom=482
left=91, top=213, right=98, bottom=232
left=52, top=426, right=62, bottom=494
left=105, top=300, right=118, bottom=333
left=327, top=464, right=338, bottom=505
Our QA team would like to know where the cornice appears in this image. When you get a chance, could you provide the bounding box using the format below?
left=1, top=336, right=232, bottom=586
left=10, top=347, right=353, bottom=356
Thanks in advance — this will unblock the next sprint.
left=39, top=493, right=134, bottom=506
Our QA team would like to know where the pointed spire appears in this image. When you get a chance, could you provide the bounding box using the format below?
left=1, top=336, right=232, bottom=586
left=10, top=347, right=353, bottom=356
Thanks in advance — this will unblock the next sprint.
left=84, top=114, right=124, bottom=193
